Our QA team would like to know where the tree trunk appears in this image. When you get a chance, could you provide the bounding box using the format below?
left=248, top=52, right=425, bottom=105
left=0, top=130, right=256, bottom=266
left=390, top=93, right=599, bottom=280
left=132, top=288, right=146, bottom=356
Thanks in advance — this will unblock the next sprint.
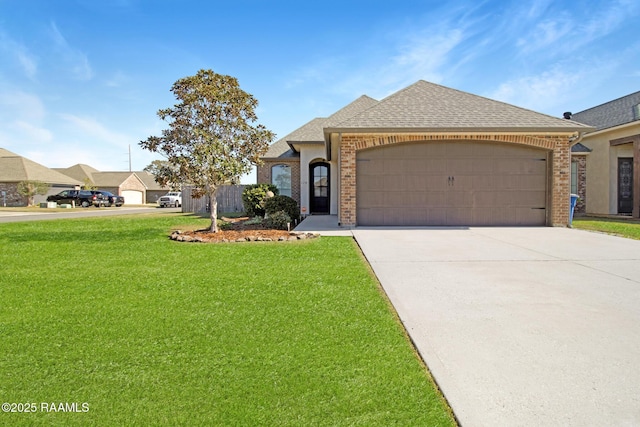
left=209, top=187, right=218, bottom=232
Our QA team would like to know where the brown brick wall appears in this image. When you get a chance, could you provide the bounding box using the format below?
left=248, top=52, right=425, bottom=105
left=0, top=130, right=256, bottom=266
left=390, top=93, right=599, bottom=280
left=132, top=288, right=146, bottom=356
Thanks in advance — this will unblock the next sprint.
left=550, top=138, right=571, bottom=226
left=338, top=133, right=572, bottom=227
left=573, top=156, right=587, bottom=214
left=256, top=160, right=301, bottom=207
left=0, top=183, right=26, bottom=207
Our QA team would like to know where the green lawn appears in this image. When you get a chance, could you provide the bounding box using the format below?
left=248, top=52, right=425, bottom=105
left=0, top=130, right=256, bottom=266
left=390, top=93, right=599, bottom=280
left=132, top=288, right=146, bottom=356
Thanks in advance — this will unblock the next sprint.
left=0, top=214, right=455, bottom=426
left=573, top=216, right=640, bottom=240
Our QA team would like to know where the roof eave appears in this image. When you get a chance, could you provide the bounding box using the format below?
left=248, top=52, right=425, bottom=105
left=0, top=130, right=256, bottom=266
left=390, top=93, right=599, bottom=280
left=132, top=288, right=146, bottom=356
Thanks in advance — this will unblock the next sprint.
left=286, top=140, right=324, bottom=152
left=324, top=126, right=595, bottom=135
left=580, top=119, right=640, bottom=138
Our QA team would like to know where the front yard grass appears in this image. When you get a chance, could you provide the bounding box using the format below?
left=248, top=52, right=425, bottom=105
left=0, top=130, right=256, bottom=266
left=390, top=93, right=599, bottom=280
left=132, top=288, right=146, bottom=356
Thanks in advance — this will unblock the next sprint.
left=0, top=214, right=455, bottom=426
left=572, top=216, right=640, bottom=240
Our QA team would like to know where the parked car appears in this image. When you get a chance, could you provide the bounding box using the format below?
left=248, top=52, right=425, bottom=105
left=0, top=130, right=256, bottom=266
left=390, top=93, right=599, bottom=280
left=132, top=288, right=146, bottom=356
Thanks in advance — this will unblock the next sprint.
left=158, top=191, right=182, bottom=208
left=94, top=190, right=125, bottom=207
left=47, top=190, right=108, bottom=207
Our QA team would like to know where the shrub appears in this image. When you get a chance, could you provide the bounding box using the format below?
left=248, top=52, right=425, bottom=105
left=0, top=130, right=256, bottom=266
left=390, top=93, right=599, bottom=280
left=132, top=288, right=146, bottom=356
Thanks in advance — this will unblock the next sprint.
left=265, top=195, right=300, bottom=222
left=242, top=184, right=278, bottom=217
left=264, top=210, right=291, bottom=230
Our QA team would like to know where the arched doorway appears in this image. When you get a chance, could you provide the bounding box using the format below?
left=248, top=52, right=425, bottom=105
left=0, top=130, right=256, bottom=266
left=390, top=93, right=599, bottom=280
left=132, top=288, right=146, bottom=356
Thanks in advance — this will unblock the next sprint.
left=310, top=162, right=330, bottom=214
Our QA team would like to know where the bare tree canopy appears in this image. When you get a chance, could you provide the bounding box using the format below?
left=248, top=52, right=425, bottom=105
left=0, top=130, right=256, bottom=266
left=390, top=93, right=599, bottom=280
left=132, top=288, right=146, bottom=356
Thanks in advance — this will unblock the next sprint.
left=140, top=69, right=275, bottom=232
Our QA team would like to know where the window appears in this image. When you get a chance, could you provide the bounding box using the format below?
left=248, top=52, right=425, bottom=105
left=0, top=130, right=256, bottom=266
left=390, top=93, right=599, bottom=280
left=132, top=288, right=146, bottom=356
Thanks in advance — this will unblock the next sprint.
left=271, top=164, right=291, bottom=197
left=570, top=161, right=578, bottom=195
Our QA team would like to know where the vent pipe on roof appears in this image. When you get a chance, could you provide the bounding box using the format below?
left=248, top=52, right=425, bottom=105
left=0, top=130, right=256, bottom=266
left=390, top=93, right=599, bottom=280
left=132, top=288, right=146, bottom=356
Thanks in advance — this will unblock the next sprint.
left=563, top=112, right=572, bottom=120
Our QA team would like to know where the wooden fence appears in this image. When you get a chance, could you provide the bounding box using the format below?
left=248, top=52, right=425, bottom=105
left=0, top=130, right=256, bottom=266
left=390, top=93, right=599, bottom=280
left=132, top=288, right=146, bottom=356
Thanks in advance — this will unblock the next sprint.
left=182, top=185, right=246, bottom=213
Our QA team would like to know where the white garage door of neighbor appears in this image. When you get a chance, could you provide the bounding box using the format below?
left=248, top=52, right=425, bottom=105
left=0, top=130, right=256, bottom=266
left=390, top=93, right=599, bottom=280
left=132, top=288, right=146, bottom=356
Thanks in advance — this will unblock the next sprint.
left=121, top=190, right=143, bottom=205
left=356, top=141, right=548, bottom=226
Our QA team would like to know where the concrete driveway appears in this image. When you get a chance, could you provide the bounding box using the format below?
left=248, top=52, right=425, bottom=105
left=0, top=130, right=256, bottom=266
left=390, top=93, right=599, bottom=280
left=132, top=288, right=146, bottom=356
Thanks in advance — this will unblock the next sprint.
left=352, top=227, right=640, bottom=426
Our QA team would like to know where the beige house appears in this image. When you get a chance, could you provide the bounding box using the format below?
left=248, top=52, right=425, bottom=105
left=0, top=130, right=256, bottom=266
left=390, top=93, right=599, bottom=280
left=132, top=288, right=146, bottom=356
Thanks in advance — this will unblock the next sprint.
left=570, top=91, right=640, bottom=218
left=259, top=81, right=593, bottom=227
left=0, top=148, right=81, bottom=206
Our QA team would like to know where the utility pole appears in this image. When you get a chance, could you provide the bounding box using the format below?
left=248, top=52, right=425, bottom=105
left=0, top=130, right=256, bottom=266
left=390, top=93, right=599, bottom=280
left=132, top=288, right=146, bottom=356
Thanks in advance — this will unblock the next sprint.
left=128, top=144, right=132, bottom=172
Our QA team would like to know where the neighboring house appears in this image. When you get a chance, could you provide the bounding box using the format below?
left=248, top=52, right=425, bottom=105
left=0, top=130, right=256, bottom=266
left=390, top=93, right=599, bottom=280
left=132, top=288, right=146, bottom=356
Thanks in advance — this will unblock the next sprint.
left=570, top=91, right=640, bottom=218
left=258, top=80, right=593, bottom=227
left=0, top=148, right=81, bottom=206
left=137, top=171, right=171, bottom=203
left=55, top=165, right=149, bottom=205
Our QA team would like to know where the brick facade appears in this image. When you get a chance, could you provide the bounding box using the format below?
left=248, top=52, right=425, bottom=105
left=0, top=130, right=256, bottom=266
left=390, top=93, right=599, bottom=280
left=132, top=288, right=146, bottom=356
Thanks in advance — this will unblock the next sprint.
left=0, top=182, right=27, bottom=207
left=257, top=160, right=301, bottom=207
left=572, top=156, right=587, bottom=214
left=338, top=133, right=573, bottom=227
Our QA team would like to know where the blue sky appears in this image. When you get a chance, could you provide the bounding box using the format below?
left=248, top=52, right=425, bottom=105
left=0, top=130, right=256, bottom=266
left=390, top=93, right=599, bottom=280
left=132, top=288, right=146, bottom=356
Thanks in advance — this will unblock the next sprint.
left=1, top=0, right=639, bottom=183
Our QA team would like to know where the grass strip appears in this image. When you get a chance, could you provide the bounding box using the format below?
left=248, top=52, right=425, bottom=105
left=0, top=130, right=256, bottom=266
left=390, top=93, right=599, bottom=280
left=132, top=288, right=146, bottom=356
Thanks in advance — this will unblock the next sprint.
left=573, top=216, right=640, bottom=240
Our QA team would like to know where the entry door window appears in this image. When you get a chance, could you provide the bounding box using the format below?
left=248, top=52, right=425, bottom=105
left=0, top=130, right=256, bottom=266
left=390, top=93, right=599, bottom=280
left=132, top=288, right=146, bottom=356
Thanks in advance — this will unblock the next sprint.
left=310, top=163, right=329, bottom=214
left=618, top=158, right=633, bottom=214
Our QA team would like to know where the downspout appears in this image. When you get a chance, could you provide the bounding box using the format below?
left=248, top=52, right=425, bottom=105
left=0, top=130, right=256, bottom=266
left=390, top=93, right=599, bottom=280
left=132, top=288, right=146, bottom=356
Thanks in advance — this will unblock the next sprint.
left=569, top=131, right=586, bottom=147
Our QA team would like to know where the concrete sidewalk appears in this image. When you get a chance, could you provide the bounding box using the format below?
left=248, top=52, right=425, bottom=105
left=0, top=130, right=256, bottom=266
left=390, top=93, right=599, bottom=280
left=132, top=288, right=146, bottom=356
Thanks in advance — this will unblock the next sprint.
left=353, top=227, right=640, bottom=426
left=293, top=215, right=353, bottom=236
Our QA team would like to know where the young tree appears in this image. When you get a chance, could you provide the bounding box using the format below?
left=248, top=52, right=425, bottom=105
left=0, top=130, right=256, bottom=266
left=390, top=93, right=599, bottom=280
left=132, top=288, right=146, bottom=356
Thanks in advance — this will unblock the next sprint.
left=17, top=180, right=50, bottom=206
left=140, top=69, right=275, bottom=232
left=82, top=178, right=97, bottom=190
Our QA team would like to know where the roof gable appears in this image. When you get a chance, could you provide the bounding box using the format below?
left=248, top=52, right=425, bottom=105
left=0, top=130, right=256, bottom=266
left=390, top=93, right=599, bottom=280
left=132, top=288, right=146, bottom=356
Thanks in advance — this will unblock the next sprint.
left=54, top=164, right=100, bottom=183
left=91, top=172, right=144, bottom=187
left=329, top=80, right=593, bottom=133
left=136, top=171, right=169, bottom=190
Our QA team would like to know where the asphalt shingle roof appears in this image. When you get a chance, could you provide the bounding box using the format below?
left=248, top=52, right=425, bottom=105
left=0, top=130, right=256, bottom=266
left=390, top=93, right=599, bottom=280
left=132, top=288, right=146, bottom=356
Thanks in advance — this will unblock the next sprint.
left=571, top=142, right=592, bottom=153
left=53, top=164, right=100, bottom=183
left=0, top=148, right=81, bottom=185
left=262, top=96, right=379, bottom=159
left=571, top=91, right=640, bottom=131
left=328, top=80, right=594, bottom=133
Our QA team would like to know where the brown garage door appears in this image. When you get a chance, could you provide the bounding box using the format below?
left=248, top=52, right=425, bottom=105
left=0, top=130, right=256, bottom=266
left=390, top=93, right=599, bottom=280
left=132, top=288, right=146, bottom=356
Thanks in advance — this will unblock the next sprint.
left=356, top=141, right=548, bottom=226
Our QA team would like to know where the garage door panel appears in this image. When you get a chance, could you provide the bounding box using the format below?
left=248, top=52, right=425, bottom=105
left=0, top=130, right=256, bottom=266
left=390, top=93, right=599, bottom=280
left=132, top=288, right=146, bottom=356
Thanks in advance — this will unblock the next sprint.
left=472, top=176, right=494, bottom=190
left=425, top=191, right=447, bottom=207
left=473, top=191, right=497, bottom=207
left=447, top=158, right=474, bottom=175
left=356, top=141, right=548, bottom=226
left=359, top=175, right=386, bottom=190
left=447, top=191, right=473, bottom=207
left=356, top=159, right=376, bottom=175
left=517, top=208, right=546, bottom=224
left=358, top=191, right=384, bottom=207
left=519, top=174, right=547, bottom=190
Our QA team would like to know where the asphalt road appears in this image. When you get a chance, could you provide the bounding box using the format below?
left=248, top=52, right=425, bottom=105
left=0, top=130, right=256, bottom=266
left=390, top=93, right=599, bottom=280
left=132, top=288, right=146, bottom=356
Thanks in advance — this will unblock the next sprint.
left=0, top=206, right=182, bottom=223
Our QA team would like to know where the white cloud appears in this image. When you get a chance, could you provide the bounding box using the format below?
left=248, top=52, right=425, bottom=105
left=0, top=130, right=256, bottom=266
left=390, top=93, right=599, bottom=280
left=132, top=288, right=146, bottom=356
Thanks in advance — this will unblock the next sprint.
left=105, top=70, right=129, bottom=87
left=0, top=90, right=46, bottom=122
left=14, top=121, right=53, bottom=143
left=517, top=16, right=573, bottom=54
left=0, top=31, right=38, bottom=79
left=390, top=28, right=465, bottom=86
left=49, top=22, right=93, bottom=81
left=488, top=58, right=617, bottom=115
left=59, top=113, right=133, bottom=148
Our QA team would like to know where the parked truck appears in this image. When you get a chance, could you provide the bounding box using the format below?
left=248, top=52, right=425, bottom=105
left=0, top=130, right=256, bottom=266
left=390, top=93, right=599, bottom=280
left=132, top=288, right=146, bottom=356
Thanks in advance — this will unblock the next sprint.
left=158, top=191, right=182, bottom=208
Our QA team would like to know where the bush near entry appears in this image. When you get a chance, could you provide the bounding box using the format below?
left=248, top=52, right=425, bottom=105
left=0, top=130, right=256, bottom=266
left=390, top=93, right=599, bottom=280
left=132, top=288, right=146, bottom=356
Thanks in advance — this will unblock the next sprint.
left=242, top=184, right=278, bottom=217
left=265, top=210, right=292, bottom=230
left=265, top=195, right=300, bottom=222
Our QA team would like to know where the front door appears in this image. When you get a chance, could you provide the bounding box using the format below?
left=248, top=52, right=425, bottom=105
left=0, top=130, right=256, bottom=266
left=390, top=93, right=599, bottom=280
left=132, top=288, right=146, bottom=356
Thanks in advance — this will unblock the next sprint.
left=310, top=163, right=330, bottom=214
left=618, top=158, right=633, bottom=214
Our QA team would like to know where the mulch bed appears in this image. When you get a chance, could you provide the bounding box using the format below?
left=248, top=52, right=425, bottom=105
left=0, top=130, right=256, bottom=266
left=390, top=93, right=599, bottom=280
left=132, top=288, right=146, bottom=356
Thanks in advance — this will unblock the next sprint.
left=170, top=216, right=318, bottom=243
